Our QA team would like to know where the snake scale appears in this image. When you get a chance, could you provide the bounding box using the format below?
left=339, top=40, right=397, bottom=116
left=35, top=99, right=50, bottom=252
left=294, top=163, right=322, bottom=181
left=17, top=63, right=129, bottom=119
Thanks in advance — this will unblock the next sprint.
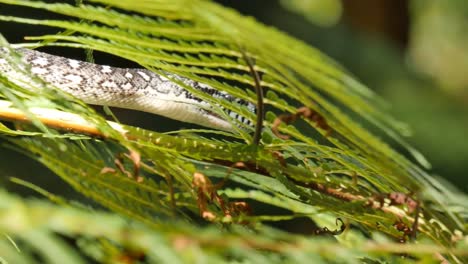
left=0, top=47, right=255, bottom=131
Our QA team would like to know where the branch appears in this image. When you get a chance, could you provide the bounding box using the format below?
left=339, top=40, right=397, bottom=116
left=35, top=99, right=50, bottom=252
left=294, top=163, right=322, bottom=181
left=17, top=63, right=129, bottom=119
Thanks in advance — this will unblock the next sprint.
left=0, top=99, right=126, bottom=137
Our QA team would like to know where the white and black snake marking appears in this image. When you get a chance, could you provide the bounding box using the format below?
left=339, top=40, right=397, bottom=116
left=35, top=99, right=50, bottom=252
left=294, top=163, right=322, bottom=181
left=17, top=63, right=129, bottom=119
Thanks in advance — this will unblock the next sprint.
left=0, top=48, right=255, bottom=131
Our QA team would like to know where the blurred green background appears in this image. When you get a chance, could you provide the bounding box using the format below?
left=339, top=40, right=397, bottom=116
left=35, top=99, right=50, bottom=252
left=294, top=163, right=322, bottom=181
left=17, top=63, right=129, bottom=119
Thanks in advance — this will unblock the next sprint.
left=218, top=0, right=468, bottom=192
left=1, top=0, right=467, bottom=194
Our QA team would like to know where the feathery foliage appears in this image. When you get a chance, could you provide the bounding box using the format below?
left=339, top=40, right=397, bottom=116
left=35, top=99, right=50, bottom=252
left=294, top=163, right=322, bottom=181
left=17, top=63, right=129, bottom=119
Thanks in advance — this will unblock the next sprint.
left=0, top=0, right=466, bottom=263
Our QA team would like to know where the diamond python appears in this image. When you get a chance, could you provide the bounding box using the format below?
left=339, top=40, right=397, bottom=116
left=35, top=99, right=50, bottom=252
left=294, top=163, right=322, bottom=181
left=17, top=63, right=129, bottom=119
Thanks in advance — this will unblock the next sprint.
left=0, top=47, right=255, bottom=131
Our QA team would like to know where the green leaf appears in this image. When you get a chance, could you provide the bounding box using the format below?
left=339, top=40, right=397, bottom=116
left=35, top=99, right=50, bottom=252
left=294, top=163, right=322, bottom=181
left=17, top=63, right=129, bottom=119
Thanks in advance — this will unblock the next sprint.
left=0, top=0, right=466, bottom=263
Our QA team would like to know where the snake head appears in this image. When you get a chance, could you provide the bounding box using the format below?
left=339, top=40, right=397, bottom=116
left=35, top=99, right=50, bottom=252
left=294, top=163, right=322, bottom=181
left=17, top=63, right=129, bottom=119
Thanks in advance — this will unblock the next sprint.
left=189, top=81, right=256, bottom=131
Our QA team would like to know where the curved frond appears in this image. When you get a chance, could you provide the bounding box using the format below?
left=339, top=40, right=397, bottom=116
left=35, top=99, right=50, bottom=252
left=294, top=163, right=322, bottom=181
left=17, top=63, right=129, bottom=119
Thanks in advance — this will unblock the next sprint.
left=0, top=0, right=466, bottom=263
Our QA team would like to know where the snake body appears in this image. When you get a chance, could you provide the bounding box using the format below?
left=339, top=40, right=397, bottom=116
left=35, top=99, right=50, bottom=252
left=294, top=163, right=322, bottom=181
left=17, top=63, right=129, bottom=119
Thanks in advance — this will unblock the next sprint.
left=0, top=48, right=254, bottom=131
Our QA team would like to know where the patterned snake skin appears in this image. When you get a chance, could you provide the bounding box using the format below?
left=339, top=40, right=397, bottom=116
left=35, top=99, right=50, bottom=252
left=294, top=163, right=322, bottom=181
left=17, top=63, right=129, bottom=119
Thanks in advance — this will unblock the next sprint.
left=0, top=48, right=255, bottom=131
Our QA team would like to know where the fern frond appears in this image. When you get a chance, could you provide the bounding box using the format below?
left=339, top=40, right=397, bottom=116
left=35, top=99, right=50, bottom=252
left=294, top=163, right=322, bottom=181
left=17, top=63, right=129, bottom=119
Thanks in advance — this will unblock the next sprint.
left=0, top=0, right=466, bottom=263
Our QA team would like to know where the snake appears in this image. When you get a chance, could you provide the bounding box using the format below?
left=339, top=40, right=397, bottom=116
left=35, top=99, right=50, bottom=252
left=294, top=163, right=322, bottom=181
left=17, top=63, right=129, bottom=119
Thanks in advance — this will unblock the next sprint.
left=0, top=47, right=255, bottom=131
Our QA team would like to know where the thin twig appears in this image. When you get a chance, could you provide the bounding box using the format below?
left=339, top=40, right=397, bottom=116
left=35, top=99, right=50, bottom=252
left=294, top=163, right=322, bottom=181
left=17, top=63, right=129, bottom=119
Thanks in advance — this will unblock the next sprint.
left=239, top=47, right=264, bottom=145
